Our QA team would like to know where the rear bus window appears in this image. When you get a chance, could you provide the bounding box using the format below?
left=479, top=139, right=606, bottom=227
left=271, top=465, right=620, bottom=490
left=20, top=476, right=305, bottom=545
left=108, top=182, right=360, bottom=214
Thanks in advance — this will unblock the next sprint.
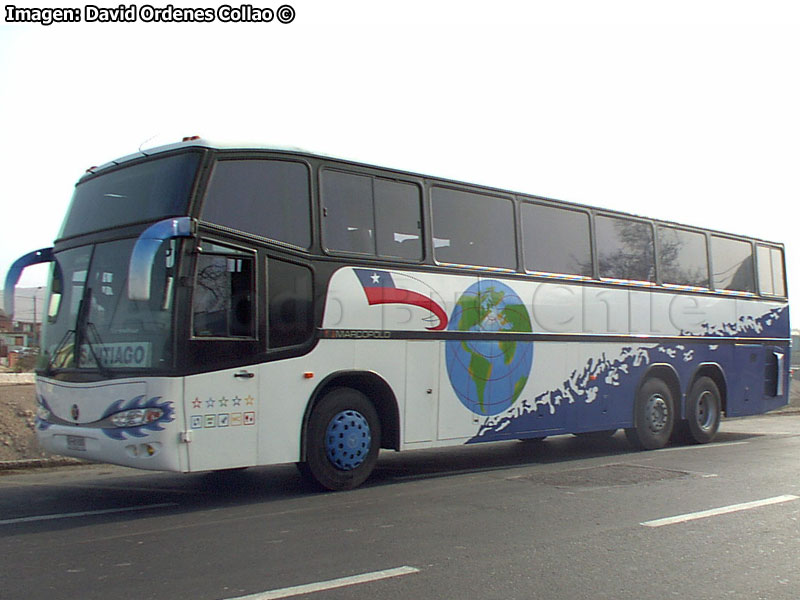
left=756, top=244, right=786, bottom=297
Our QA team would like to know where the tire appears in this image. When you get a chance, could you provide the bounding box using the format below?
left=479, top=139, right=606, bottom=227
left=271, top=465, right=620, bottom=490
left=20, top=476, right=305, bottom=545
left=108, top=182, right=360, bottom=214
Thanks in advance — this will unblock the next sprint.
left=625, top=378, right=675, bottom=450
left=684, top=377, right=721, bottom=444
left=302, top=387, right=381, bottom=491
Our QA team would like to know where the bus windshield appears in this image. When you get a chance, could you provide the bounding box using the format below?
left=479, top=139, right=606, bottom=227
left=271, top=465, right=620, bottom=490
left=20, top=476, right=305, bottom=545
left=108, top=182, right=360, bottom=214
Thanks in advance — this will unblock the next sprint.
left=42, top=236, right=178, bottom=373
left=59, top=152, right=201, bottom=239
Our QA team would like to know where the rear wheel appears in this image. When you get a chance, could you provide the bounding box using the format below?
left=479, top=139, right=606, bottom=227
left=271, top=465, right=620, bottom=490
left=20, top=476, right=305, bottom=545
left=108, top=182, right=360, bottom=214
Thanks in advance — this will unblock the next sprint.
left=301, top=387, right=380, bottom=491
left=625, top=378, right=675, bottom=450
left=685, top=377, right=721, bottom=444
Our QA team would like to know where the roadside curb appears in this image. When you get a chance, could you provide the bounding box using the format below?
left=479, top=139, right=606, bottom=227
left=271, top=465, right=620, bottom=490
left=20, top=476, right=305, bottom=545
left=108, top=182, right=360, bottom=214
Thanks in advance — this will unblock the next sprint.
left=0, top=374, right=36, bottom=385
left=0, top=457, right=86, bottom=472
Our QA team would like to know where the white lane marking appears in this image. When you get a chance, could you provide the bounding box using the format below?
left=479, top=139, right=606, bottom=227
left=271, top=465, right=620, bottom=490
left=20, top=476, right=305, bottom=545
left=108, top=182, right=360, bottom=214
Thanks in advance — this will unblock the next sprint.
left=655, top=441, right=749, bottom=452
left=228, top=566, right=420, bottom=600
left=641, top=495, right=799, bottom=527
left=0, top=502, right=178, bottom=525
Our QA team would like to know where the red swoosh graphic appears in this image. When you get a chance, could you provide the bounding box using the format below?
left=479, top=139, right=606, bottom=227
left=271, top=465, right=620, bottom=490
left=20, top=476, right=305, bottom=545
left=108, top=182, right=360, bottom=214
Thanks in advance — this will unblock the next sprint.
left=363, top=287, right=449, bottom=331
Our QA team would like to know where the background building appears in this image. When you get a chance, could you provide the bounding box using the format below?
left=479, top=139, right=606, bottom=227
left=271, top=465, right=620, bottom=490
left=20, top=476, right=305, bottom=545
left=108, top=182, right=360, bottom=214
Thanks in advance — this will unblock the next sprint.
left=0, top=287, right=46, bottom=367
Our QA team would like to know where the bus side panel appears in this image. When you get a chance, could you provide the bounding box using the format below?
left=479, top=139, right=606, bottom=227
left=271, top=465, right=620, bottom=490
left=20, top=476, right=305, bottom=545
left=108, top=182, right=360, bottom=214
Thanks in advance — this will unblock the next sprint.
left=255, top=340, right=356, bottom=466
left=728, top=344, right=765, bottom=417
left=725, top=344, right=789, bottom=417
left=574, top=343, right=632, bottom=432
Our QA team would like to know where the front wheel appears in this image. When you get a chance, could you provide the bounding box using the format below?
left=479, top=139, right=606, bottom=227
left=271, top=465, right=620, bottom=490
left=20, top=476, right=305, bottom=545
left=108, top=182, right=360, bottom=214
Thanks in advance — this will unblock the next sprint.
left=302, top=387, right=381, bottom=491
left=625, top=378, right=675, bottom=450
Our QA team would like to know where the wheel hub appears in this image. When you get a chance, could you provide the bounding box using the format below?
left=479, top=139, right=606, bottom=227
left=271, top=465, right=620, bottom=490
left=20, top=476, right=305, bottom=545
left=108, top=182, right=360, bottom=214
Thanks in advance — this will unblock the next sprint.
left=695, top=390, right=714, bottom=430
left=645, top=394, right=669, bottom=433
left=325, top=409, right=372, bottom=471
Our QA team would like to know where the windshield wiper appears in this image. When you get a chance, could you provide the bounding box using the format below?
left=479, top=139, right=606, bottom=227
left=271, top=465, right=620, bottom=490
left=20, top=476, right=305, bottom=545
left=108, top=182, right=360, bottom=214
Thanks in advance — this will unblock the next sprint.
left=75, top=288, right=112, bottom=378
left=84, top=320, right=112, bottom=378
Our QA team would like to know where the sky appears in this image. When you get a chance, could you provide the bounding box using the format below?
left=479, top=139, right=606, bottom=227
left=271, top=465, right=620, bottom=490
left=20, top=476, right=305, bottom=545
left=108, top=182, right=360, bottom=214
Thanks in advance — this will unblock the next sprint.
left=1, top=1, right=799, bottom=325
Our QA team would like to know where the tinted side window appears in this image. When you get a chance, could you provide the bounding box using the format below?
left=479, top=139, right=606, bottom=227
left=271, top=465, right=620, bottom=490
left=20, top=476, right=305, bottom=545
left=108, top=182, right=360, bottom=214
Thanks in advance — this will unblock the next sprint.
left=657, top=226, right=709, bottom=287
left=596, top=215, right=655, bottom=281
left=202, top=160, right=311, bottom=248
left=322, top=171, right=423, bottom=260
left=374, top=179, right=422, bottom=260
left=268, top=258, right=313, bottom=348
left=431, top=187, right=516, bottom=269
left=521, top=202, right=592, bottom=276
left=711, top=236, right=754, bottom=292
left=321, top=170, right=374, bottom=254
left=756, top=245, right=786, bottom=297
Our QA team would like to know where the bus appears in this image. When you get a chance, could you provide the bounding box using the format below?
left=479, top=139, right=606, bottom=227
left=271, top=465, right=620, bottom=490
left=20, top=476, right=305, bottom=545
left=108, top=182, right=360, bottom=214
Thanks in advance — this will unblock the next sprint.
left=5, top=138, right=791, bottom=490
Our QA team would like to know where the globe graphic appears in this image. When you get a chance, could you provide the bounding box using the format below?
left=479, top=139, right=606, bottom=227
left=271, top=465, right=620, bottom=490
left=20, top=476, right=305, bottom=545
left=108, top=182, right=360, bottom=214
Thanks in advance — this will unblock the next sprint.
left=445, top=280, right=533, bottom=416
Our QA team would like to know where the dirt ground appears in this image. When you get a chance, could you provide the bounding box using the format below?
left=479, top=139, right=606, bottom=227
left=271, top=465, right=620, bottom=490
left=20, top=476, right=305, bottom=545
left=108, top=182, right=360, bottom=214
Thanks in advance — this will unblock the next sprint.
left=1, top=380, right=800, bottom=463
left=0, top=384, right=48, bottom=461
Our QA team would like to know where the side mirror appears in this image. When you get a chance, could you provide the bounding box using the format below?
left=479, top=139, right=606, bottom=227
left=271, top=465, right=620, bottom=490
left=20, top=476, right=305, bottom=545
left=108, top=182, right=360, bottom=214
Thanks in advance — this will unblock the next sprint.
left=4, top=247, right=53, bottom=319
left=128, top=217, right=195, bottom=301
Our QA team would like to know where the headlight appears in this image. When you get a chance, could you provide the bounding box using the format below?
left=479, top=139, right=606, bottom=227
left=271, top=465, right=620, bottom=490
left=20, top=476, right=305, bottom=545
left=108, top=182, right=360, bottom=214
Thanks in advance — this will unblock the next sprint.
left=110, top=408, right=164, bottom=428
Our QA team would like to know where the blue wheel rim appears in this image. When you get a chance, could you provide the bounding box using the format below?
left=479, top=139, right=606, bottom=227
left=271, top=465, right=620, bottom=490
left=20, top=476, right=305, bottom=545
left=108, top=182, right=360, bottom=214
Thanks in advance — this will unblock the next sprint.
left=325, top=410, right=371, bottom=471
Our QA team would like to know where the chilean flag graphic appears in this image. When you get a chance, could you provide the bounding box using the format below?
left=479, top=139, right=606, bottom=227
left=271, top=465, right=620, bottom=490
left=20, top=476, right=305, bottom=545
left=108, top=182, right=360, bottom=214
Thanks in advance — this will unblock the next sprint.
left=354, top=269, right=449, bottom=331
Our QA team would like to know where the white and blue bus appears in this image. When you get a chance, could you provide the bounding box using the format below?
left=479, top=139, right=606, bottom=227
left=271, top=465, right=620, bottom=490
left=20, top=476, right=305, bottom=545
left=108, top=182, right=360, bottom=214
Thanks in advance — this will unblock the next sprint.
left=5, top=138, right=791, bottom=490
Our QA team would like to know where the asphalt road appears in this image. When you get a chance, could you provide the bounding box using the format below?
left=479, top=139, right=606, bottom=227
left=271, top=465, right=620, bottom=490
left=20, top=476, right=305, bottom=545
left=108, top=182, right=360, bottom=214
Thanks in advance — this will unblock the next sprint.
left=2, top=414, right=800, bottom=600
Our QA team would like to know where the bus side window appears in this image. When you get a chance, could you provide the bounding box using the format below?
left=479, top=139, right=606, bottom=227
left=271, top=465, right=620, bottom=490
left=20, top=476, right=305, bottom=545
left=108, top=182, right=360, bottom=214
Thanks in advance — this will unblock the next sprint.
left=268, top=258, right=313, bottom=348
left=430, top=186, right=516, bottom=269
left=374, top=179, right=422, bottom=260
left=657, top=225, right=709, bottom=288
left=756, top=244, right=786, bottom=297
left=201, top=159, right=311, bottom=249
left=711, top=235, right=755, bottom=293
left=596, top=215, right=656, bottom=282
left=321, top=170, right=423, bottom=261
left=192, top=245, right=255, bottom=338
left=321, top=170, right=375, bottom=255
left=521, top=202, right=592, bottom=277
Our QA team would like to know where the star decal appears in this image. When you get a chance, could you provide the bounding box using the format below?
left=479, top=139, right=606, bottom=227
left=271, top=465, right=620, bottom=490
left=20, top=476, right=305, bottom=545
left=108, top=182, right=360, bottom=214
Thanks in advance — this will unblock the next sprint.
left=192, top=397, right=202, bottom=409
left=245, top=395, right=255, bottom=406
left=219, top=396, right=229, bottom=408
left=206, top=397, right=216, bottom=408
left=232, top=396, right=242, bottom=407
left=370, top=272, right=381, bottom=284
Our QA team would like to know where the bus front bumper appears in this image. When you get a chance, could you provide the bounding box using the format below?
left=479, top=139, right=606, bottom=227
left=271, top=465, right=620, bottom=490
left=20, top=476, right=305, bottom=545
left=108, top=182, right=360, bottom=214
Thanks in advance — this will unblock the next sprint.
left=37, top=423, right=183, bottom=472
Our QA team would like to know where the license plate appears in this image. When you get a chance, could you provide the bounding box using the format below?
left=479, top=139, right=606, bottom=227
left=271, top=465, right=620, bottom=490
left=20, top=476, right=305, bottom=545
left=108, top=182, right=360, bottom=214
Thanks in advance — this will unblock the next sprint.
left=67, top=435, right=86, bottom=452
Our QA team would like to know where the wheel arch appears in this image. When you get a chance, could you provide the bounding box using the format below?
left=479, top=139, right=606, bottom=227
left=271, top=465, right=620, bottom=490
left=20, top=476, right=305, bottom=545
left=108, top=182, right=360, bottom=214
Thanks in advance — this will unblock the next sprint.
left=688, top=362, right=728, bottom=415
left=300, top=370, right=400, bottom=461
